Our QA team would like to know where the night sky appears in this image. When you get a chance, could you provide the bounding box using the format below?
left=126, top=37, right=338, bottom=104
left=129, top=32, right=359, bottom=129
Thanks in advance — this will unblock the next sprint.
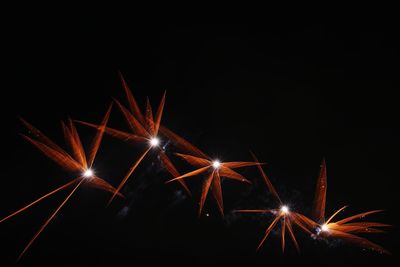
left=2, top=19, right=399, bottom=266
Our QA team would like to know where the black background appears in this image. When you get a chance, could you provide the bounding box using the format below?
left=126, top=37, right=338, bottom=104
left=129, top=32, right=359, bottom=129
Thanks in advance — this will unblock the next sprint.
left=2, top=18, right=399, bottom=266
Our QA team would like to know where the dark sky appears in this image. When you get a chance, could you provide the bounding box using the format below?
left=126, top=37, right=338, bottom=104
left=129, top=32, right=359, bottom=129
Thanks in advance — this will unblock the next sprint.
left=2, top=18, right=399, bottom=266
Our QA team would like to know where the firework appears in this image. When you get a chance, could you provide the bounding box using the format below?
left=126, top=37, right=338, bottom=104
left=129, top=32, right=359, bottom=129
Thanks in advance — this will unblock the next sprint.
left=0, top=105, right=123, bottom=260
left=166, top=148, right=260, bottom=217
left=236, top=153, right=313, bottom=253
left=76, top=73, right=192, bottom=204
left=310, top=160, right=390, bottom=254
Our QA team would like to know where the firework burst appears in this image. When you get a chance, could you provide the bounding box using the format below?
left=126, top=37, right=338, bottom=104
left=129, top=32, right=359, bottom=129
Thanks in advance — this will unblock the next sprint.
left=76, top=73, right=191, bottom=204
left=310, top=160, right=390, bottom=254
left=166, top=149, right=261, bottom=217
left=0, top=105, right=123, bottom=260
left=236, top=153, right=313, bottom=253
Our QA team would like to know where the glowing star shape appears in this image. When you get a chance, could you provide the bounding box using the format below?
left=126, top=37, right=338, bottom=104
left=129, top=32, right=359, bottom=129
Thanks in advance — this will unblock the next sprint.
left=76, top=73, right=191, bottom=204
left=0, top=104, right=123, bottom=261
left=309, top=159, right=391, bottom=254
left=212, top=160, right=221, bottom=169
left=280, top=205, right=289, bottom=214
left=236, top=153, right=313, bottom=253
left=83, top=168, right=94, bottom=178
left=166, top=149, right=260, bottom=217
left=149, top=137, right=160, bottom=147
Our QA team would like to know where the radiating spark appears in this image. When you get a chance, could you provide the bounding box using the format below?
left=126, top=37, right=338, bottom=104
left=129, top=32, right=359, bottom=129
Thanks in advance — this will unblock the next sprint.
left=1, top=105, right=123, bottom=260
left=311, top=160, right=390, bottom=254
left=149, top=137, right=160, bottom=147
left=236, top=153, right=312, bottom=253
left=212, top=160, right=221, bottom=169
left=76, top=73, right=192, bottom=201
left=166, top=151, right=260, bottom=217
left=280, top=205, right=289, bottom=214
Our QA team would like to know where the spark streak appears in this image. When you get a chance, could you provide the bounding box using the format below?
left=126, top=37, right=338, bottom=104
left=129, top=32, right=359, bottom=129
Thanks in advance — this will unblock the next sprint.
left=236, top=153, right=312, bottom=253
left=76, top=73, right=191, bottom=201
left=1, top=105, right=122, bottom=260
left=310, top=160, right=390, bottom=254
left=166, top=151, right=260, bottom=217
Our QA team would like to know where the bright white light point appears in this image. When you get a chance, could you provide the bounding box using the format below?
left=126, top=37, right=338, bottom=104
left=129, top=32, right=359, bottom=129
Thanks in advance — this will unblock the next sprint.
left=321, top=224, right=329, bottom=232
left=280, top=205, right=289, bottom=214
left=212, top=160, right=221, bottom=169
left=83, top=169, right=94, bottom=178
left=149, top=137, right=160, bottom=147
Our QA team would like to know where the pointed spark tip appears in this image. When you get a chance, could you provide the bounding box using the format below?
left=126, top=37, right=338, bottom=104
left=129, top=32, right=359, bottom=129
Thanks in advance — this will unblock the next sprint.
left=165, top=179, right=174, bottom=184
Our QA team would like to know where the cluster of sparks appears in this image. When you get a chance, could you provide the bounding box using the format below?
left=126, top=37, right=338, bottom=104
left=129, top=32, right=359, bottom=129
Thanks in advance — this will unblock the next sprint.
left=236, top=153, right=315, bottom=253
left=236, top=158, right=390, bottom=255
left=0, top=74, right=391, bottom=261
left=309, top=160, right=391, bottom=254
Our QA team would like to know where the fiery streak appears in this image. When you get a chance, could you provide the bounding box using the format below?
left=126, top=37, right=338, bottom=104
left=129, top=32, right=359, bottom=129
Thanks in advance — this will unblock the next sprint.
left=235, top=153, right=312, bottom=253
left=0, top=180, right=78, bottom=224
left=108, top=147, right=152, bottom=205
left=0, top=105, right=122, bottom=260
left=312, top=158, right=327, bottom=224
left=159, top=125, right=208, bottom=159
left=5, top=71, right=391, bottom=259
left=166, top=150, right=260, bottom=217
left=17, top=178, right=85, bottom=261
left=311, top=160, right=390, bottom=254
left=76, top=74, right=192, bottom=201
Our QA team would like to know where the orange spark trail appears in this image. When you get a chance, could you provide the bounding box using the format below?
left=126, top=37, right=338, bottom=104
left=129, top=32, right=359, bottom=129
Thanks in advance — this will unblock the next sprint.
left=327, top=229, right=390, bottom=255
left=118, top=71, right=145, bottom=124
left=311, top=160, right=390, bottom=254
left=312, top=159, right=327, bottom=224
left=20, top=134, right=82, bottom=172
left=334, top=210, right=384, bottom=225
left=159, top=126, right=208, bottom=159
left=159, top=151, right=191, bottom=196
left=108, top=147, right=152, bottom=205
left=257, top=214, right=282, bottom=251
left=153, top=91, right=166, bottom=135
left=0, top=179, right=78, bottom=224
left=250, top=151, right=281, bottom=204
left=2, top=105, right=123, bottom=260
left=87, top=102, right=113, bottom=167
left=165, top=166, right=211, bottom=184
left=166, top=150, right=259, bottom=216
left=236, top=153, right=313, bottom=253
left=17, top=178, right=85, bottom=261
left=212, top=172, right=224, bottom=215
left=199, top=171, right=215, bottom=217
left=286, top=219, right=300, bottom=252
left=61, top=121, right=87, bottom=167
left=281, top=216, right=286, bottom=253
left=76, top=75, right=192, bottom=197
left=326, top=206, right=348, bottom=224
